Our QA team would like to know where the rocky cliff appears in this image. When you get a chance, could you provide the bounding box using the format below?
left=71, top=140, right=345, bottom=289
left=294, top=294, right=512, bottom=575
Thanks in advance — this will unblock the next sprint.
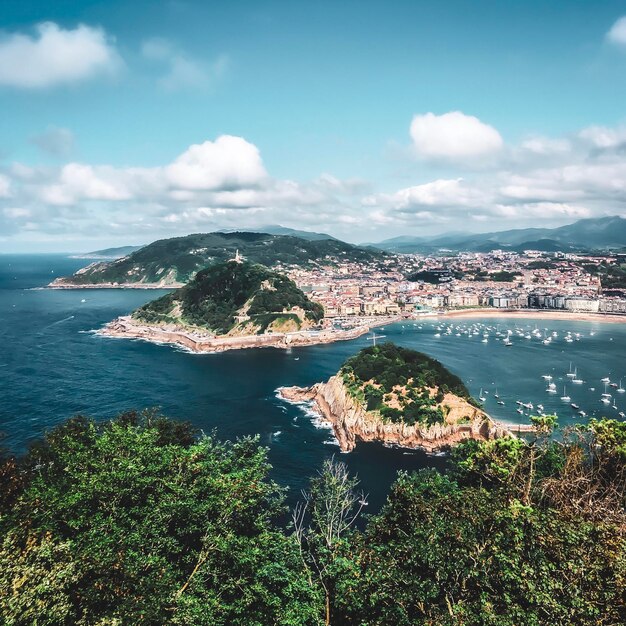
left=280, top=375, right=510, bottom=453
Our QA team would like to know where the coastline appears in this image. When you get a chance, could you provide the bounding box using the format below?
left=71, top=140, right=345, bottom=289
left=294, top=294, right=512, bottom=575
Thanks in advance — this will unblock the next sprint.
left=428, top=308, right=626, bottom=325
left=277, top=378, right=524, bottom=454
left=48, top=281, right=183, bottom=290
left=97, top=315, right=401, bottom=354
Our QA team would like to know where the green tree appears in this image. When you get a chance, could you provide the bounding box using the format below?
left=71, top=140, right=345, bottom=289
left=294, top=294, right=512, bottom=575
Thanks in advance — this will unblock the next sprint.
left=0, top=411, right=317, bottom=625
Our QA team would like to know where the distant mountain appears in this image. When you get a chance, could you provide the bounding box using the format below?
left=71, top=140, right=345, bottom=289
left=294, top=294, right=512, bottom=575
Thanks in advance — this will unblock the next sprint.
left=70, top=245, right=143, bottom=260
left=370, top=216, right=626, bottom=253
left=52, top=231, right=386, bottom=287
left=133, top=260, right=324, bottom=335
left=218, top=225, right=338, bottom=241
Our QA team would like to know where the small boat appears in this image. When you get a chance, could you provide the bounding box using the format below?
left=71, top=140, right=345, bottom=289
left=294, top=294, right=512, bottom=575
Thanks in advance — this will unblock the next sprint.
left=479, top=388, right=486, bottom=402
left=601, top=377, right=611, bottom=384
left=571, top=403, right=580, bottom=410
left=497, top=400, right=505, bottom=406
left=516, top=407, right=524, bottom=414
left=601, top=397, right=611, bottom=405
left=560, top=387, right=571, bottom=402
left=579, top=410, right=587, bottom=417
left=566, top=363, right=576, bottom=378
left=617, top=379, right=625, bottom=394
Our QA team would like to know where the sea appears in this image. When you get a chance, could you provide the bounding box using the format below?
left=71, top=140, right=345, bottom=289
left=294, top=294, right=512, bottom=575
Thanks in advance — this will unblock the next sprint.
left=2, top=253, right=626, bottom=512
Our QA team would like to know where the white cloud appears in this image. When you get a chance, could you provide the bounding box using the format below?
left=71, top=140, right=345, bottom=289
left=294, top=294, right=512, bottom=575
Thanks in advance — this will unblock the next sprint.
left=30, top=126, right=75, bottom=157
left=141, top=37, right=227, bottom=90
left=606, top=16, right=626, bottom=46
left=409, top=111, right=503, bottom=161
left=0, top=174, right=10, bottom=197
left=41, top=163, right=131, bottom=205
left=578, top=125, right=626, bottom=149
left=0, top=22, right=121, bottom=88
left=166, top=136, right=267, bottom=190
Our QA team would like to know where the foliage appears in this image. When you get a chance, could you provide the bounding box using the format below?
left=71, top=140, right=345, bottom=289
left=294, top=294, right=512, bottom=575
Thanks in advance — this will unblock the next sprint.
left=3, top=413, right=626, bottom=625
left=340, top=342, right=478, bottom=426
left=0, top=411, right=318, bottom=626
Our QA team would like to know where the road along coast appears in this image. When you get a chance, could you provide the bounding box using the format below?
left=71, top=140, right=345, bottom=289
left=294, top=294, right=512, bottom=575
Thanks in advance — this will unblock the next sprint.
left=98, top=315, right=400, bottom=354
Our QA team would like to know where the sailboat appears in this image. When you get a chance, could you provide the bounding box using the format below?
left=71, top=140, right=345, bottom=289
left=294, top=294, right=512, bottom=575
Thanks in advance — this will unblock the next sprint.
left=479, top=388, right=486, bottom=402
left=617, top=379, right=625, bottom=394
left=566, top=363, right=576, bottom=378
left=560, top=386, right=571, bottom=402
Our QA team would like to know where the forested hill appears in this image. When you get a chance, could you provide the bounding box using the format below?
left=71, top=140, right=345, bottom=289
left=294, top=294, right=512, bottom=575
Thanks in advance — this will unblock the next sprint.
left=133, top=260, right=324, bottom=335
left=52, top=231, right=387, bottom=287
left=340, top=343, right=480, bottom=426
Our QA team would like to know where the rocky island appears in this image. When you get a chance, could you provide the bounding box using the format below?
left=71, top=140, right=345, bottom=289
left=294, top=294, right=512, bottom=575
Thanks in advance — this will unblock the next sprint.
left=280, top=342, right=512, bottom=452
left=99, top=259, right=383, bottom=352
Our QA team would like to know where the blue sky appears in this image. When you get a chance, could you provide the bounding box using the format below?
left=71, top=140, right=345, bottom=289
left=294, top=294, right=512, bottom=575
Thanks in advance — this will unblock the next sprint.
left=1, top=0, right=626, bottom=251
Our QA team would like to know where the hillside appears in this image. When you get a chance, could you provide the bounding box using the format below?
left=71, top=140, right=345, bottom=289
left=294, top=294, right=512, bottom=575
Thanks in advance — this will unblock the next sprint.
left=371, top=216, right=626, bottom=253
left=339, top=343, right=480, bottom=426
left=218, top=224, right=338, bottom=241
left=132, top=260, right=324, bottom=336
left=70, top=245, right=143, bottom=260
left=52, top=231, right=386, bottom=287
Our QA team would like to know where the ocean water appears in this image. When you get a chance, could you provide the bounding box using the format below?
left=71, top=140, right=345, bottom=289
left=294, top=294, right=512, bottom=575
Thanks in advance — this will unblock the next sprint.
left=1, top=254, right=625, bottom=511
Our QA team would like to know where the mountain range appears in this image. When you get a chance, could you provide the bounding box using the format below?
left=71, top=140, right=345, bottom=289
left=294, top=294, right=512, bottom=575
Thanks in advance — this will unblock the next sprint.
left=368, top=216, right=626, bottom=253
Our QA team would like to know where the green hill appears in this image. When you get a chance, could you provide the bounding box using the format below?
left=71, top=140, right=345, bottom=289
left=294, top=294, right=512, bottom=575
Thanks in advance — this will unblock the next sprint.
left=133, top=260, right=324, bottom=335
left=52, top=231, right=387, bottom=287
left=339, top=342, right=480, bottom=426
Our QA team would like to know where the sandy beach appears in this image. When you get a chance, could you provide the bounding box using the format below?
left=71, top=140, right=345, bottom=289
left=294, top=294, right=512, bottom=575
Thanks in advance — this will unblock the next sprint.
left=429, top=308, right=626, bottom=325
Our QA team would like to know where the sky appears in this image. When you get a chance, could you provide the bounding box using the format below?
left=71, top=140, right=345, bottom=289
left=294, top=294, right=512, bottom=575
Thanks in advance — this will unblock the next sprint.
left=1, top=0, right=626, bottom=252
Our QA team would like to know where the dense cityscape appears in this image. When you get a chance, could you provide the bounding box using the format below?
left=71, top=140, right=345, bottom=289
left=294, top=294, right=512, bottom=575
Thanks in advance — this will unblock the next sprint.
left=285, top=250, right=626, bottom=319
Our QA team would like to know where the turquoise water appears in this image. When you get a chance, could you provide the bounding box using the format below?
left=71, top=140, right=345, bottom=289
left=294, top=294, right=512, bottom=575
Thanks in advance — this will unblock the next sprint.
left=1, top=254, right=625, bottom=510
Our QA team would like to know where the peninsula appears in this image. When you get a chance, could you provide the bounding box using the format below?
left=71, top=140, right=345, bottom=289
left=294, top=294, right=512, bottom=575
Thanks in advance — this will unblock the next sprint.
left=99, top=259, right=396, bottom=352
left=279, top=342, right=512, bottom=452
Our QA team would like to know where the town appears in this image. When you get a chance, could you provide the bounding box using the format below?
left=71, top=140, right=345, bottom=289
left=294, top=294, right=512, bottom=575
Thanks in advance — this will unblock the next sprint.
left=279, top=249, right=626, bottom=322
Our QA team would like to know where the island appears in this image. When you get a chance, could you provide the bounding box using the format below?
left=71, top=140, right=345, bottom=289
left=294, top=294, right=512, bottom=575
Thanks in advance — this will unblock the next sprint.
left=279, top=342, right=513, bottom=452
left=99, top=259, right=394, bottom=352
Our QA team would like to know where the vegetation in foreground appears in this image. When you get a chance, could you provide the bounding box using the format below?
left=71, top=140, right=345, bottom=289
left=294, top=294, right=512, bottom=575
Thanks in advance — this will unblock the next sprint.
left=340, top=343, right=480, bottom=426
left=1, top=411, right=626, bottom=625
left=133, top=260, right=324, bottom=335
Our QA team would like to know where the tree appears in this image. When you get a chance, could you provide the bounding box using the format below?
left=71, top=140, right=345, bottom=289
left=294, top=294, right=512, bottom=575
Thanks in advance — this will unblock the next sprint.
left=0, top=412, right=318, bottom=625
left=293, top=458, right=367, bottom=625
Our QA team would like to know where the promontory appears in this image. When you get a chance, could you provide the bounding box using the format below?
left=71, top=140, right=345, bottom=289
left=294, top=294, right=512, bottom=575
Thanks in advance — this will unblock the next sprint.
left=99, top=259, right=380, bottom=352
left=279, top=342, right=512, bottom=452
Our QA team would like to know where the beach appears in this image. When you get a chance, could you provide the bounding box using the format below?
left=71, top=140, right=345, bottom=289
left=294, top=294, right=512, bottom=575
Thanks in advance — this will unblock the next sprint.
left=431, top=308, right=626, bottom=325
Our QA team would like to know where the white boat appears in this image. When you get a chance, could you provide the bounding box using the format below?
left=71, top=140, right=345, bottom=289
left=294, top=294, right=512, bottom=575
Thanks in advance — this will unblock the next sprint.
left=479, top=388, right=486, bottom=402
left=572, top=377, right=583, bottom=385
left=601, top=377, right=611, bottom=384
left=560, top=387, right=570, bottom=402
left=618, top=379, right=625, bottom=394
left=566, top=363, right=576, bottom=378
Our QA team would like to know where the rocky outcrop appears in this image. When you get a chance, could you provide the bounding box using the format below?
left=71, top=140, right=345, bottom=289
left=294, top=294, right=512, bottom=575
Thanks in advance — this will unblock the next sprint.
left=279, top=375, right=511, bottom=453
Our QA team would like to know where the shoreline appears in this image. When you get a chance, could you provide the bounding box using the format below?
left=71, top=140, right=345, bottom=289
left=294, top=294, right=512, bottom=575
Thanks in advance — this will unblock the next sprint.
left=97, top=315, right=401, bottom=354
left=277, top=379, right=529, bottom=454
left=48, top=281, right=183, bottom=290
left=423, top=308, right=626, bottom=325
